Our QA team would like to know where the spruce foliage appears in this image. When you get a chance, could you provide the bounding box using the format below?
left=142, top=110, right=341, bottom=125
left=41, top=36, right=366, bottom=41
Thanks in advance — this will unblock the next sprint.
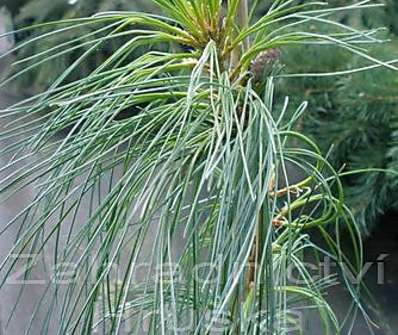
left=274, top=2, right=398, bottom=235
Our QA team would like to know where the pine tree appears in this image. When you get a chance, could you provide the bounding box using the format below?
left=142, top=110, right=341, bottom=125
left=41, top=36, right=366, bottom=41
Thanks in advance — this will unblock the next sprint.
left=6, top=0, right=398, bottom=235
left=3, top=1, right=388, bottom=333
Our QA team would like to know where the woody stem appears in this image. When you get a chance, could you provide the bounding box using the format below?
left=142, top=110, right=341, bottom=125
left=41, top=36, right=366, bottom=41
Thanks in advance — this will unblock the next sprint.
left=231, top=0, right=249, bottom=68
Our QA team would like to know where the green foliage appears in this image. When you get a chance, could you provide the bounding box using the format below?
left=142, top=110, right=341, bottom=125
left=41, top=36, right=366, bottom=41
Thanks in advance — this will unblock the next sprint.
left=10, top=0, right=158, bottom=91
left=0, top=0, right=395, bottom=333
left=274, top=2, right=398, bottom=235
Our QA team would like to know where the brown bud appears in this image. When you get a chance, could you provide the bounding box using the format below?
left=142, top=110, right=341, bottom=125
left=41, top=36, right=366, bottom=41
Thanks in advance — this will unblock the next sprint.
left=250, top=48, right=281, bottom=82
left=272, top=218, right=284, bottom=227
